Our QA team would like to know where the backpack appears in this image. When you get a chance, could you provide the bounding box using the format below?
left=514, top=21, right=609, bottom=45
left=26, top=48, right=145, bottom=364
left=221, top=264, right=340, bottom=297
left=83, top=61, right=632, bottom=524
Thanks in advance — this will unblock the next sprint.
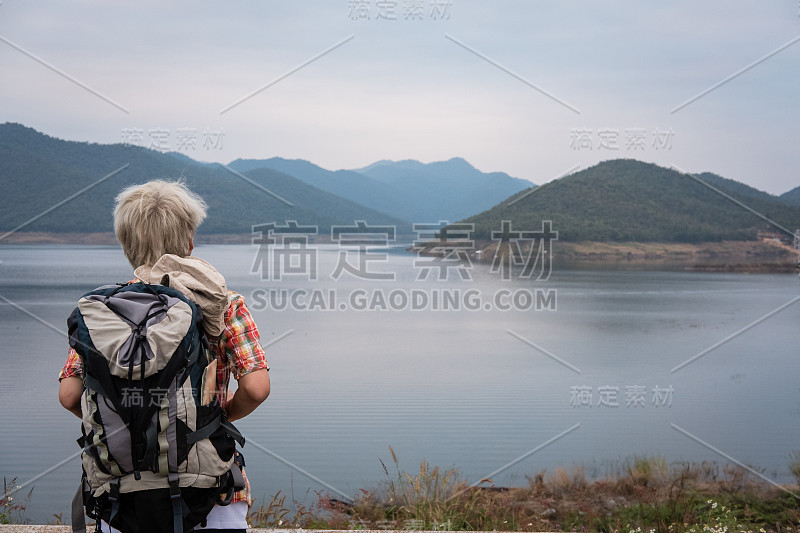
left=67, top=281, right=246, bottom=533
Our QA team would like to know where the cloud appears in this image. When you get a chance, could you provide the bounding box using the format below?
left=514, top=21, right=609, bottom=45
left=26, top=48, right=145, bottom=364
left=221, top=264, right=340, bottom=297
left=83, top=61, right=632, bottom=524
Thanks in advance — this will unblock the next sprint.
left=1, top=0, right=797, bottom=193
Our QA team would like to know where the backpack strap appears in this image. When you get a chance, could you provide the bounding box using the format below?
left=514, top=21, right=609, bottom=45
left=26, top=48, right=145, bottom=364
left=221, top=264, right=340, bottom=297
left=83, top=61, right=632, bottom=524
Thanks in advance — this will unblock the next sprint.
left=140, top=416, right=159, bottom=471
left=216, top=450, right=248, bottom=507
left=168, top=472, right=184, bottom=533
left=230, top=455, right=246, bottom=492
left=107, top=478, right=121, bottom=527
left=70, top=480, right=87, bottom=533
left=82, top=374, right=109, bottom=399
left=222, top=419, right=245, bottom=447
left=216, top=466, right=244, bottom=507
left=185, top=413, right=245, bottom=447
left=185, top=412, right=223, bottom=446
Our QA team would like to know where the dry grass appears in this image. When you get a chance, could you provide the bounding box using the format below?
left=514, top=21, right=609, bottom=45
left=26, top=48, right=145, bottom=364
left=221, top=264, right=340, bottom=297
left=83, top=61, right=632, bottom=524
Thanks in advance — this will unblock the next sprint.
left=247, top=454, right=800, bottom=532
left=1, top=478, right=33, bottom=525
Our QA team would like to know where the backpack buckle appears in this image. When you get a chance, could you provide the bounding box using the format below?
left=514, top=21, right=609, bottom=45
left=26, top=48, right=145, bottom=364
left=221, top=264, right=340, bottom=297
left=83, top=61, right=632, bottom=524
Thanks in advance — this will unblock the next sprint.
left=168, top=475, right=181, bottom=500
left=108, top=479, right=121, bottom=526
left=167, top=473, right=184, bottom=533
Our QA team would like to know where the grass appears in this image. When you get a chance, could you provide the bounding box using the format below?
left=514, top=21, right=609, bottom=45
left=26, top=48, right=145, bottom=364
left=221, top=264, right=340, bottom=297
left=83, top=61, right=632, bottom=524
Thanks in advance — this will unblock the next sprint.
left=247, top=452, right=800, bottom=532
left=3, top=453, right=798, bottom=530
left=1, top=477, right=33, bottom=525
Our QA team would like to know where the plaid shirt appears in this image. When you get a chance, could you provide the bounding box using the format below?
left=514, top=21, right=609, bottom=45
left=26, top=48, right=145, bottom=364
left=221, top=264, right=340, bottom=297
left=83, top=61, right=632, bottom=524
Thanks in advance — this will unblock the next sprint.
left=60, top=289, right=268, bottom=506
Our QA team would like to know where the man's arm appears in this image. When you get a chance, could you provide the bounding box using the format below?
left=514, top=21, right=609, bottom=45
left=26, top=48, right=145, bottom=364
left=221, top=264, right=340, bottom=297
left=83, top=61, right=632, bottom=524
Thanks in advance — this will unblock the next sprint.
left=59, top=376, right=83, bottom=418
left=60, top=368, right=270, bottom=422
left=224, top=368, right=270, bottom=422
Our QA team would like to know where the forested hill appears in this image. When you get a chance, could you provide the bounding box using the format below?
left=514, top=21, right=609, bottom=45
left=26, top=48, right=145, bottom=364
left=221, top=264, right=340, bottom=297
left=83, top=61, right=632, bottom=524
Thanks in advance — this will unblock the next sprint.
left=781, top=185, right=800, bottom=206
left=0, top=123, right=408, bottom=236
left=465, top=160, right=800, bottom=242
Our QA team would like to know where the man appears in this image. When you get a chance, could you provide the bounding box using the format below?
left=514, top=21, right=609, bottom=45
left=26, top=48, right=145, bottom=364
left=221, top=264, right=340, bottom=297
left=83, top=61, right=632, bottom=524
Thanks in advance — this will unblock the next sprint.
left=59, top=179, right=270, bottom=532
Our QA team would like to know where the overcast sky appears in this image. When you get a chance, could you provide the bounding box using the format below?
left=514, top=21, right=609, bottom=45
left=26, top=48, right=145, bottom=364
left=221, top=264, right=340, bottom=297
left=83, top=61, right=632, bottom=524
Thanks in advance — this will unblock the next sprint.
left=1, top=1, right=798, bottom=194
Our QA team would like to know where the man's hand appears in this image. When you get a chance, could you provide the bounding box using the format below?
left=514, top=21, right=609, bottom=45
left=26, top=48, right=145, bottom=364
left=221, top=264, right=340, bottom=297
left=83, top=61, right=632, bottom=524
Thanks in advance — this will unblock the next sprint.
left=224, top=368, right=270, bottom=422
left=59, top=376, right=83, bottom=418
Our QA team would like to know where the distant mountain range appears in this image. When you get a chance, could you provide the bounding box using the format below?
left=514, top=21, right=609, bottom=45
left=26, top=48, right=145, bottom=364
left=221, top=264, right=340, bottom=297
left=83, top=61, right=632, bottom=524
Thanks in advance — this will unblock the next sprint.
left=0, top=123, right=408, bottom=236
left=0, top=123, right=532, bottom=237
left=228, top=156, right=532, bottom=222
left=0, top=123, right=798, bottom=244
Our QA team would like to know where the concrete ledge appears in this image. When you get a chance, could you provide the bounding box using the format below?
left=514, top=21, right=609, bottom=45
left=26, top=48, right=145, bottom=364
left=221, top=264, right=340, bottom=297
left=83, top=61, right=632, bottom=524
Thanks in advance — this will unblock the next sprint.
left=0, top=528, right=547, bottom=533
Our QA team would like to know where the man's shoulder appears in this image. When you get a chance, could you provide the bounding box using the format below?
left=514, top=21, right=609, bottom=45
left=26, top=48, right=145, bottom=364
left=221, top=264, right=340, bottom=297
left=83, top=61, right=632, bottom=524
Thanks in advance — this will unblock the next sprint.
left=223, top=290, right=252, bottom=318
left=225, top=290, right=245, bottom=305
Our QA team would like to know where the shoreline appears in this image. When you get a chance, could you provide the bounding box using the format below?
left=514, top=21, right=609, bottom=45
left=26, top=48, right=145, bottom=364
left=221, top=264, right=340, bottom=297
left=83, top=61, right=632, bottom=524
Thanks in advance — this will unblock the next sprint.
left=418, top=239, right=799, bottom=273
left=553, top=241, right=798, bottom=273
left=1, top=233, right=797, bottom=273
left=5, top=455, right=795, bottom=531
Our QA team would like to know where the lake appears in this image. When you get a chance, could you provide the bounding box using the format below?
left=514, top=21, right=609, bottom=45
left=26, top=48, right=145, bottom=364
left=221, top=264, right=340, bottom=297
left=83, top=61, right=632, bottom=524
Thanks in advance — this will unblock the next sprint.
left=0, top=244, right=797, bottom=523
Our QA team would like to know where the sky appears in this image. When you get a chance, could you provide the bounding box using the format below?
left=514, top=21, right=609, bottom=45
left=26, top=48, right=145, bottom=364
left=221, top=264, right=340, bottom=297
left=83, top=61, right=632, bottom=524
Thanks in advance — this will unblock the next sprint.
left=1, top=0, right=799, bottom=194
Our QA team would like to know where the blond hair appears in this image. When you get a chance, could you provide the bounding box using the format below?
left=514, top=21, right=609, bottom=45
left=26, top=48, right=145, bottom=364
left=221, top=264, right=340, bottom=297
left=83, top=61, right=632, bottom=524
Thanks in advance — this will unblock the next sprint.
left=114, top=180, right=207, bottom=268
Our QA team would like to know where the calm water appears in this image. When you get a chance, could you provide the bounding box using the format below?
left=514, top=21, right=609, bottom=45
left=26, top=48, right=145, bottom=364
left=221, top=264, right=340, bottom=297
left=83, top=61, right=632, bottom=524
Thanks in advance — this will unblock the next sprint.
left=0, top=244, right=798, bottom=522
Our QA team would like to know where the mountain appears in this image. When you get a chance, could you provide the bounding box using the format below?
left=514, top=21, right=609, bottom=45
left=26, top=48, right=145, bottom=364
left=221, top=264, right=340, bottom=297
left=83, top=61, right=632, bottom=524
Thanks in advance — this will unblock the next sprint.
left=0, top=123, right=408, bottom=236
left=465, top=159, right=800, bottom=242
left=355, top=157, right=534, bottom=222
left=355, top=159, right=431, bottom=184
left=230, top=156, right=534, bottom=223
left=228, top=157, right=405, bottom=220
left=4, top=125, right=795, bottom=245
left=696, top=171, right=792, bottom=204
left=780, top=186, right=800, bottom=206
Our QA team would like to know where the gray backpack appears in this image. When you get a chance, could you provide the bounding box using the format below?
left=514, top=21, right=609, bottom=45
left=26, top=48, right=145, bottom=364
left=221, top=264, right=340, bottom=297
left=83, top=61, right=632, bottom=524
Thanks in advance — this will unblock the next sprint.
left=68, top=281, right=245, bottom=533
